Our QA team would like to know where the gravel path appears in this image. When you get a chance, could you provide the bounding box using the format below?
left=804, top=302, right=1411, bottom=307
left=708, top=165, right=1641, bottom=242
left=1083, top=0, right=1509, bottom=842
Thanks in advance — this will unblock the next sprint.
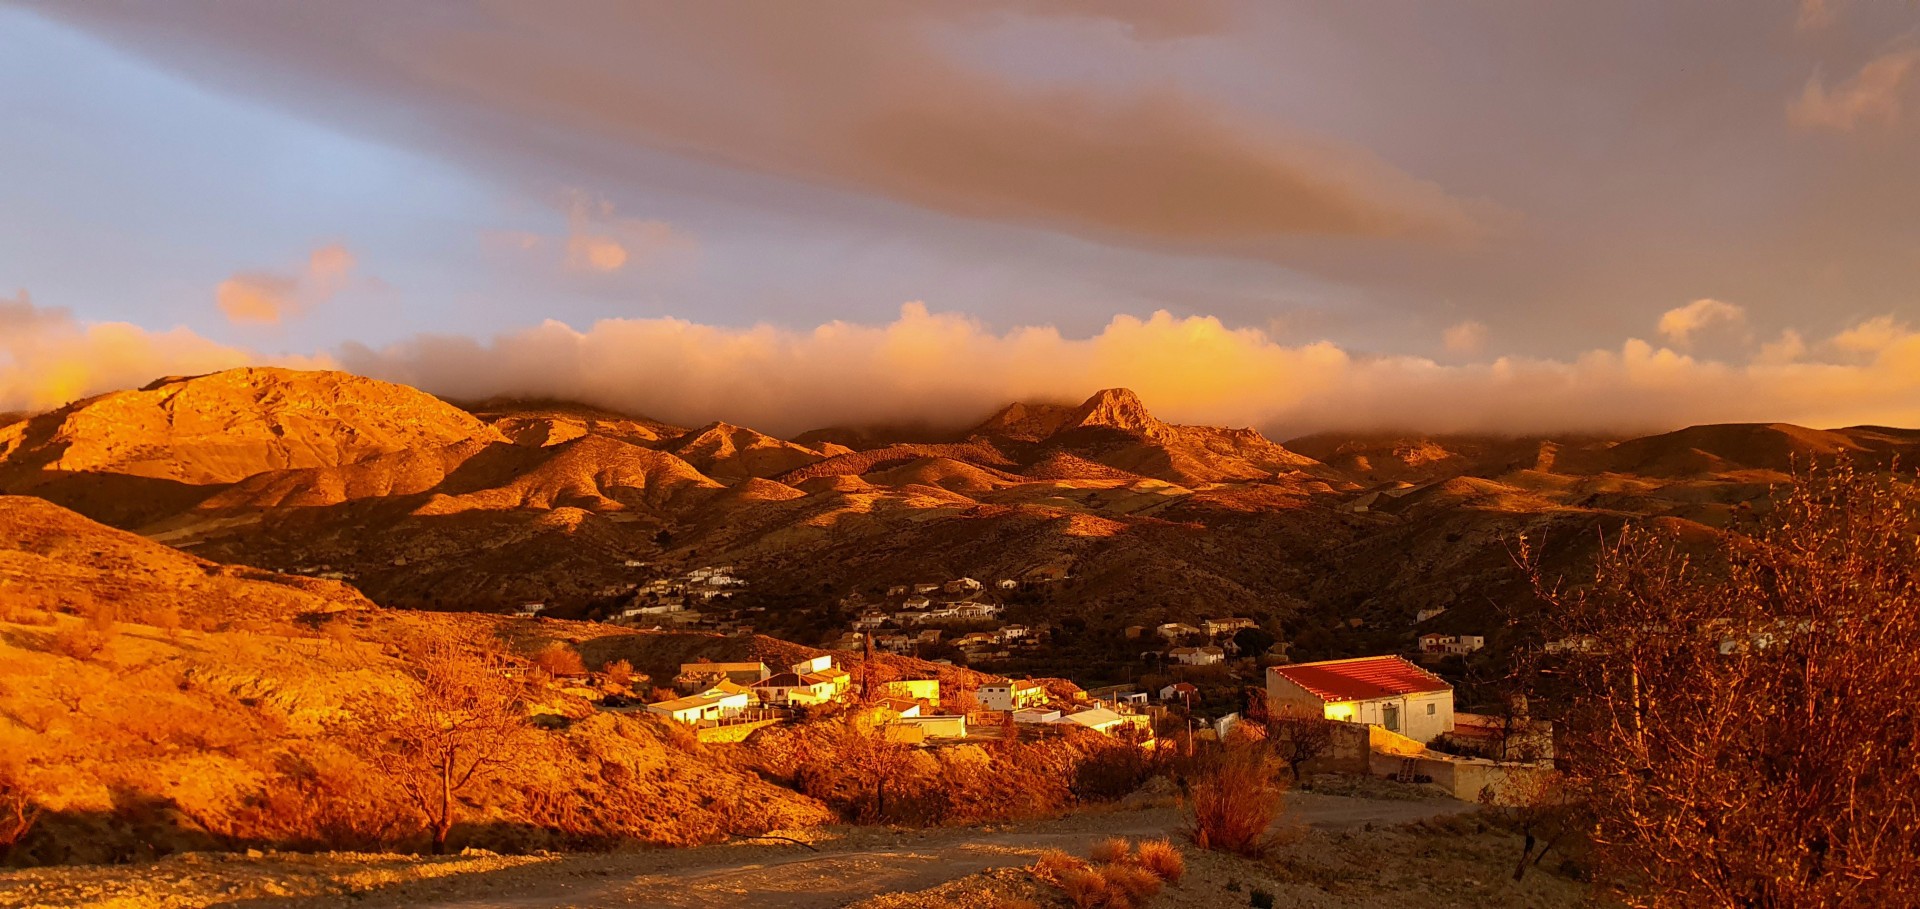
left=0, top=793, right=1469, bottom=909
left=395, top=793, right=1467, bottom=909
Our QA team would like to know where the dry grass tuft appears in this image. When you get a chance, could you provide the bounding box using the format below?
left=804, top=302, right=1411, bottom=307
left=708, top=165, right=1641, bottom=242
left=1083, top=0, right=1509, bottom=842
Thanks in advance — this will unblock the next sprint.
left=1135, top=837, right=1186, bottom=882
left=1060, top=867, right=1117, bottom=909
left=1102, top=864, right=1163, bottom=903
left=1089, top=836, right=1132, bottom=865
left=1033, top=847, right=1088, bottom=883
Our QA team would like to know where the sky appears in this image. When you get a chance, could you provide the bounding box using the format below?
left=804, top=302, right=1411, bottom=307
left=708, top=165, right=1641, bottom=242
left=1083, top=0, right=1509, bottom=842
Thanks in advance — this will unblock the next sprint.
left=4, top=1, right=1920, bottom=435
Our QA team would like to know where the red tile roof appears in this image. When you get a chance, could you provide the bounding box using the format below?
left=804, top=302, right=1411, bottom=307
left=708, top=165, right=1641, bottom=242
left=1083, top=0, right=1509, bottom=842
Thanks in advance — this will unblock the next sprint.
left=1269, top=655, right=1450, bottom=702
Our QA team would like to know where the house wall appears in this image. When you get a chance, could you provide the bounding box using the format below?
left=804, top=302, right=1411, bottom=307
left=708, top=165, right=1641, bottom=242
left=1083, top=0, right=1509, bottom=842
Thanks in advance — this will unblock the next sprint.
left=1369, top=750, right=1556, bottom=805
left=1267, top=672, right=1329, bottom=719
left=885, top=679, right=941, bottom=705
left=697, top=719, right=780, bottom=744
left=1268, top=672, right=1455, bottom=744
left=900, top=715, right=968, bottom=737
left=1345, top=690, right=1453, bottom=744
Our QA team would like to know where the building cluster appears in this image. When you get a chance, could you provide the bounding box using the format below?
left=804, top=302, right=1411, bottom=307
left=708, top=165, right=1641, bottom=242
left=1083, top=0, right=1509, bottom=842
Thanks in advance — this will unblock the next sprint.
left=1418, top=632, right=1486, bottom=655
left=647, top=653, right=855, bottom=725
left=1124, top=617, right=1258, bottom=666
left=833, top=578, right=1043, bottom=663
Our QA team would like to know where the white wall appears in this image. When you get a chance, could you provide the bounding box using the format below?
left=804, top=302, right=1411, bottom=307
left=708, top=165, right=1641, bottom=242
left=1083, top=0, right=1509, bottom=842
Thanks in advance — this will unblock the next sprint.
left=1267, top=670, right=1455, bottom=744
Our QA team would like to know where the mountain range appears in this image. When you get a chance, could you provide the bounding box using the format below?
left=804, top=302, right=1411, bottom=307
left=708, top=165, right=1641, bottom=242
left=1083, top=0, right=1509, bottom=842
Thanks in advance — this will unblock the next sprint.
left=4, top=366, right=1910, bottom=659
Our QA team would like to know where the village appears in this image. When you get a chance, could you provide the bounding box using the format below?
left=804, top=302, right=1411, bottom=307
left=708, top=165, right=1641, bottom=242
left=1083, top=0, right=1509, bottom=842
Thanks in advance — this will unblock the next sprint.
left=511, top=564, right=1546, bottom=804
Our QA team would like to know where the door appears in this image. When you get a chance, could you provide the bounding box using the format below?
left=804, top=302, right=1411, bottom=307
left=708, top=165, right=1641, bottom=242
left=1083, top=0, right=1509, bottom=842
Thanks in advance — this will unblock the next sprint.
left=1382, top=703, right=1400, bottom=733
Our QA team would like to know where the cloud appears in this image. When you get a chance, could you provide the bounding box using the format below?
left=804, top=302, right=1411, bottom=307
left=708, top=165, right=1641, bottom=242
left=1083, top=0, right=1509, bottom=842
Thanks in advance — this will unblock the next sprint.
left=487, top=194, right=692, bottom=274
left=15, top=292, right=1920, bottom=435
left=1442, top=320, right=1488, bottom=355
left=1, top=290, right=324, bottom=412
left=50, top=3, right=1486, bottom=255
left=1796, top=0, right=1837, bottom=31
left=561, top=192, right=690, bottom=273
left=215, top=243, right=358, bottom=324
left=331, top=302, right=1920, bottom=437
left=1657, top=298, right=1746, bottom=347
left=1789, top=49, right=1919, bottom=132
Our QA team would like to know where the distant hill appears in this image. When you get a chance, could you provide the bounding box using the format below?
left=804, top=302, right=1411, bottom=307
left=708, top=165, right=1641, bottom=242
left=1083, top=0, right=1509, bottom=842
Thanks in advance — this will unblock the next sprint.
left=666, top=421, right=832, bottom=484
left=1, top=365, right=1909, bottom=655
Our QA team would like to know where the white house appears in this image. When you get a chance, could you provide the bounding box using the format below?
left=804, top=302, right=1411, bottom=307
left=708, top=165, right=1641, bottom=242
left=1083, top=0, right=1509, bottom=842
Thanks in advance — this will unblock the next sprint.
left=513, top=602, right=545, bottom=618
left=1203, top=617, right=1257, bottom=637
left=1156, top=622, right=1203, bottom=640
left=647, top=689, right=751, bottom=724
left=791, top=654, right=834, bottom=675
left=1268, top=655, right=1454, bottom=744
left=978, top=679, right=1048, bottom=712
left=1160, top=681, right=1198, bottom=702
left=1053, top=707, right=1148, bottom=737
left=945, top=577, right=984, bottom=594
left=1419, top=633, right=1486, bottom=655
left=1012, top=706, right=1062, bottom=724
left=996, top=579, right=1019, bottom=590
left=1169, top=645, right=1226, bottom=666
left=752, top=672, right=837, bottom=706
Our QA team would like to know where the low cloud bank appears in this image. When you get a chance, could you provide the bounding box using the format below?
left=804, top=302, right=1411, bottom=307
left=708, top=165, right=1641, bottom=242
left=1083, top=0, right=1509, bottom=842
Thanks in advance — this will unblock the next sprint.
left=8, top=297, right=1920, bottom=438
left=0, top=291, right=294, bottom=413
left=339, top=302, right=1920, bottom=437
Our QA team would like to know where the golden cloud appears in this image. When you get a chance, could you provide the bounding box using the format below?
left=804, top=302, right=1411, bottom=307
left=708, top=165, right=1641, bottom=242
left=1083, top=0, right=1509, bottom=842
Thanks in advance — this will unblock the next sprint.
left=336, top=302, right=1920, bottom=436
left=1790, top=50, right=1919, bottom=132
left=215, top=243, right=358, bottom=324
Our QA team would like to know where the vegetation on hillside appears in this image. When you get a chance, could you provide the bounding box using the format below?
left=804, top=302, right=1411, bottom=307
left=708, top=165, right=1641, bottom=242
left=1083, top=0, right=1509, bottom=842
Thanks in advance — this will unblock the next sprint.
left=1530, top=463, right=1920, bottom=907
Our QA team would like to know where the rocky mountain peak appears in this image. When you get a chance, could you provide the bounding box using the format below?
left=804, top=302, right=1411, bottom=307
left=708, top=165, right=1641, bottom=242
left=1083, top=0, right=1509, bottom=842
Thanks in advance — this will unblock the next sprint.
left=1065, top=388, right=1167, bottom=439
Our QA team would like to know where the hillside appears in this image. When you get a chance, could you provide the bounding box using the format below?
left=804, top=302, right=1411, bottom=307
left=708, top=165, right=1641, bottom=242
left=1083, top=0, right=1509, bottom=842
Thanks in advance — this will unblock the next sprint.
left=667, top=422, right=831, bottom=484
left=0, top=366, right=1903, bottom=669
left=0, top=497, right=836, bottom=864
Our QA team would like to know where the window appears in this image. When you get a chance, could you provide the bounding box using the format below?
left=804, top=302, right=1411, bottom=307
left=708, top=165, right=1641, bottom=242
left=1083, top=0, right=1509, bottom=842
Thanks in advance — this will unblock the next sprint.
left=1427, top=703, right=1436, bottom=716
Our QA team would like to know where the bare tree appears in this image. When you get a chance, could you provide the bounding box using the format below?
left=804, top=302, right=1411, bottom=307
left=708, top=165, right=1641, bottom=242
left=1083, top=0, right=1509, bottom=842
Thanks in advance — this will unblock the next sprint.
left=1529, top=463, right=1920, bottom=907
left=0, top=756, right=39, bottom=861
left=1478, top=768, right=1580, bottom=881
left=1266, top=706, right=1337, bottom=782
left=358, top=633, right=533, bottom=854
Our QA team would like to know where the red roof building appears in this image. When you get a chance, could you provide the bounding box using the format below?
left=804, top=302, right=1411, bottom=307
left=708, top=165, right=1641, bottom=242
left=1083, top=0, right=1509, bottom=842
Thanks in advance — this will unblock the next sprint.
left=1267, top=655, right=1455, bottom=743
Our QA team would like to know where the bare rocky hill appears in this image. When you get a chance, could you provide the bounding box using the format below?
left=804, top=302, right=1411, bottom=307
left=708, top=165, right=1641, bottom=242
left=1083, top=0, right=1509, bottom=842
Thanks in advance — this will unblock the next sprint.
left=0, top=366, right=1904, bottom=663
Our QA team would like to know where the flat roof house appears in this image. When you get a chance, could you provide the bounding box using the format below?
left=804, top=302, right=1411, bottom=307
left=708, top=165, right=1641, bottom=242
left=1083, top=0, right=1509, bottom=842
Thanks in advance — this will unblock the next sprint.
left=978, top=679, right=1047, bottom=712
left=1268, top=655, right=1454, bottom=744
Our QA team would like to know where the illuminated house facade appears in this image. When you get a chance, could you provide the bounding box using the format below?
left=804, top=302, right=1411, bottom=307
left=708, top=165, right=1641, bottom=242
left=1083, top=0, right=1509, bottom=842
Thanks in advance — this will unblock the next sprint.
left=1267, top=655, right=1455, bottom=744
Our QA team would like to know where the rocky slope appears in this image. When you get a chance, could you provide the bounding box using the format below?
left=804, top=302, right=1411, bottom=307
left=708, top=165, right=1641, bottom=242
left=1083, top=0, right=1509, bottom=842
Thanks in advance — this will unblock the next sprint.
left=0, top=366, right=1903, bottom=661
left=0, top=497, right=836, bottom=864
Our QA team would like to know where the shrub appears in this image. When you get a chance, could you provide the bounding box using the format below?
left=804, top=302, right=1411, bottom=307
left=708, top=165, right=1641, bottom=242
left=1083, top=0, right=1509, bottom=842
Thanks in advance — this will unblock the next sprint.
left=1103, top=864, right=1163, bottom=903
left=532, top=642, right=587, bottom=677
left=1249, top=888, right=1275, bottom=909
left=51, top=624, right=111, bottom=660
left=1185, top=745, right=1286, bottom=857
left=602, top=659, right=637, bottom=689
left=1033, top=847, right=1088, bottom=883
left=1135, top=838, right=1186, bottom=882
left=0, top=758, right=40, bottom=859
left=1061, top=867, right=1117, bottom=909
left=1089, top=836, right=1132, bottom=865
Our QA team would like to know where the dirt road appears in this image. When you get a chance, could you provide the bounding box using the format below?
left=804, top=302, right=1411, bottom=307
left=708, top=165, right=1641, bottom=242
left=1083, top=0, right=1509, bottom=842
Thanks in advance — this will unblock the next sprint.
left=342, top=793, right=1467, bottom=909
